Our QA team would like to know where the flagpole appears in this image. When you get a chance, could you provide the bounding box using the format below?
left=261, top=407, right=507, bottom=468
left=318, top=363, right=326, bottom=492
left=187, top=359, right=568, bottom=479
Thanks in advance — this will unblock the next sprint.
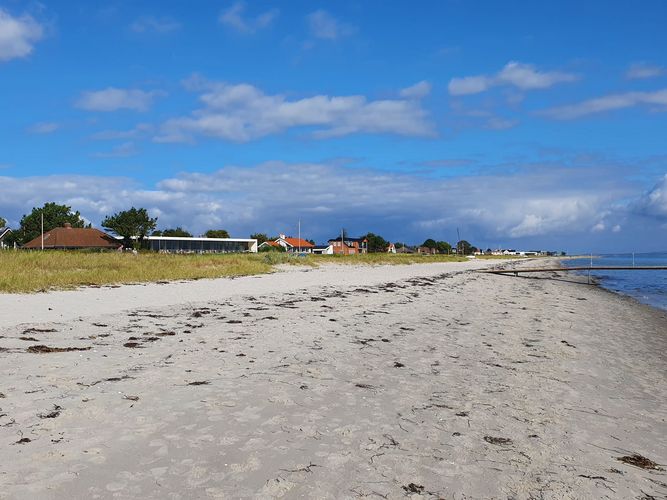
left=41, top=211, right=44, bottom=251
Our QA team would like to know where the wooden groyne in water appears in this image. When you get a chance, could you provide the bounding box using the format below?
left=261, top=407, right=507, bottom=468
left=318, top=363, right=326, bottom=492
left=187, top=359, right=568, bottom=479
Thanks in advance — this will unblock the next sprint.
left=480, top=266, right=667, bottom=275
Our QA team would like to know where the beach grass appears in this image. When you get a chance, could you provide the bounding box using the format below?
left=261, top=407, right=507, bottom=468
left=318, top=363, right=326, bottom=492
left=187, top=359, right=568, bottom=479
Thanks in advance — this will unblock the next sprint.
left=0, top=250, right=470, bottom=293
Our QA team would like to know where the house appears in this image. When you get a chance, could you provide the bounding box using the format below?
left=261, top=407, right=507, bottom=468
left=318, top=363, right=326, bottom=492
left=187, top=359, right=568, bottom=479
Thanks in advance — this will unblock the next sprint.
left=258, top=234, right=314, bottom=254
left=312, top=244, right=334, bottom=255
left=146, top=236, right=257, bottom=253
left=386, top=242, right=396, bottom=254
left=327, top=235, right=368, bottom=255
left=395, top=245, right=416, bottom=254
left=417, top=246, right=437, bottom=255
left=0, top=227, right=12, bottom=249
left=22, top=223, right=122, bottom=250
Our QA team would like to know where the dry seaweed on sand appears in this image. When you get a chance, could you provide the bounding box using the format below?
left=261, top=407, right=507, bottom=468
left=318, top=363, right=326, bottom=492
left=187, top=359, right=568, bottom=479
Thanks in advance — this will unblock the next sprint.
left=27, top=345, right=91, bottom=353
left=617, top=453, right=664, bottom=470
left=38, top=405, right=62, bottom=419
left=484, top=436, right=513, bottom=445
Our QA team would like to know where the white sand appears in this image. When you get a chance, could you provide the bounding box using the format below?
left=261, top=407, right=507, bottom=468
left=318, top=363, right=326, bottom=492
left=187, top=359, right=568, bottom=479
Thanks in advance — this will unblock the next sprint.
left=1, top=260, right=666, bottom=499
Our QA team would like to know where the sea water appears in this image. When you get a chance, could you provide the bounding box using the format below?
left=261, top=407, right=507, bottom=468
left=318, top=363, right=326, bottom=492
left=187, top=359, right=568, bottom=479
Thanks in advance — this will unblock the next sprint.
left=565, top=252, right=667, bottom=312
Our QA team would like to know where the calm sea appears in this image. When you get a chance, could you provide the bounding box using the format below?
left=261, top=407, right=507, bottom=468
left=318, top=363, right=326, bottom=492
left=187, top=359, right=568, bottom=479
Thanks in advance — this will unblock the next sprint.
left=564, top=252, right=667, bottom=311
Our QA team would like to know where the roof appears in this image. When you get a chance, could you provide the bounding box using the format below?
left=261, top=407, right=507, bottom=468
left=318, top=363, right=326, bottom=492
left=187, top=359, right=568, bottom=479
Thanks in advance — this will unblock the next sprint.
left=0, top=227, right=11, bottom=239
left=281, top=237, right=314, bottom=248
left=259, top=241, right=281, bottom=247
left=146, top=236, right=256, bottom=243
left=23, top=225, right=121, bottom=249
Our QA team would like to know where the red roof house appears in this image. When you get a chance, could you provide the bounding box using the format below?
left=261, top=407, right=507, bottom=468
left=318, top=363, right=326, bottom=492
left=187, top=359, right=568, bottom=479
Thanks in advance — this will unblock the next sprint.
left=22, top=223, right=122, bottom=250
left=258, top=234, right=315, bottom=253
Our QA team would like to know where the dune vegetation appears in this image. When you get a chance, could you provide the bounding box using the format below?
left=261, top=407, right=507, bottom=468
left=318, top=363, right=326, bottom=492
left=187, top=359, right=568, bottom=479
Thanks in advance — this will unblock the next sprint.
left=0, top=250, right=479, bottom=293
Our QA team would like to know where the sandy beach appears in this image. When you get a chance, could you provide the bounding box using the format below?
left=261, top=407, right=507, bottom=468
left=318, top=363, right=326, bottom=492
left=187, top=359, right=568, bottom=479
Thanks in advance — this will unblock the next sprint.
left=0, top=259, right=666, bottom=499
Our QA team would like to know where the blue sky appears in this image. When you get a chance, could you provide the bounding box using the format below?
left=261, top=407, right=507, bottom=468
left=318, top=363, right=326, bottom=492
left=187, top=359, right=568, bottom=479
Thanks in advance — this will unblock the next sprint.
left=1, top=0, right=666, bottom=252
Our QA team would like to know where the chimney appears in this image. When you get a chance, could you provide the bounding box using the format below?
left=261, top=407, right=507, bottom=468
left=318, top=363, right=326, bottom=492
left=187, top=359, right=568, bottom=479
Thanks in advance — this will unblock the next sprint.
left=64, top=223, right=72, bottom=229
left=279, top=233, right=286, bottom=239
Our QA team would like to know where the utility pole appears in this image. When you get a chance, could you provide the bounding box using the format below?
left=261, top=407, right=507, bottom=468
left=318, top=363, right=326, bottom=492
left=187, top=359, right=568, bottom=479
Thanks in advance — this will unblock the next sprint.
left=41, top=211, right=44, bottom=251
left=456, top=227, right=461, bottom=255
left=341, top=228, right=344, bottom=255
left=298, top=219, right=301, bottom=253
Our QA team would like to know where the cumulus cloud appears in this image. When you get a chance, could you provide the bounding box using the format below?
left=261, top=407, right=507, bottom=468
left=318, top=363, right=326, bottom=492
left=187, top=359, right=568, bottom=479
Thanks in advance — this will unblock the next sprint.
left=130, top=16, right=181, bottom=34
left=540, top=88, right=667, bottom=119
left=399, top=81, right=432, bottom=99
left=306, top=10, right=354, bottom=40
left=448, top=61, right=577, bottom=96
left=626, top=62, right=664, bottom=80
left=0, top=161, right=638, bottom=246
left=219, top=2, right=278, bottom=34
left=0, top=8, right=44, bottom=61
left=76, top=88, right=164, bottom=112
left=27, top=122, right=59, bottom=134
left=156, top=80, right=434, bottom=142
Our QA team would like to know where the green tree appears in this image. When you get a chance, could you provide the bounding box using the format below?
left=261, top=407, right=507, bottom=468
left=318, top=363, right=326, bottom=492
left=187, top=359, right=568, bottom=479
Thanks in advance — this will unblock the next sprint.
left=259, top=243, right=285, bottom=252
left=102, top=207, right=157, bottom=248
left=157, top=227, right=193, bottom=237
left=366, top=232, right=389, bottom=253
left=457, top=240, right=474, bottom=255
left=436, top=241, right=452, bottom=254
left=205, top=229, right=230, bottom=238
left=250, top=233, right=269, bottom=244
left=422, top=238, right=437, bottom=249
left=0, top=216, right=6, bottom=228
left=16, top=202, right=87, bottom=245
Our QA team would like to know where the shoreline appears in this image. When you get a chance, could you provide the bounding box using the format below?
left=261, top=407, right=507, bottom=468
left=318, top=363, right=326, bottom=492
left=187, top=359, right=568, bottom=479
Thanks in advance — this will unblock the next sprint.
left=557, top=258, right=667, bottom=313
left=1, top=260, right=665, bottom=498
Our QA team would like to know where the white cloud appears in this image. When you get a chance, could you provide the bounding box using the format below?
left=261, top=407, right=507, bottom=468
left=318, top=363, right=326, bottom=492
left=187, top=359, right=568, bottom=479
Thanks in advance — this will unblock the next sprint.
left=130, top=16, right=181, bottom=34
left=448, top=61, right=577, bottom=96
left=219, top=2, right=278, bottom=34
left=541, top=88, right=667, bottom=119
left=0, top=8, right=44, bottom=62
left=306, top=10, right=354, bottom=40
left=156, top=80, right=434, bottom=142
left=76, top=88, right=164, bottom=112
left=626, top=63, right=664, bottom=80
left=400, top=81, right=432, bottom=99
left=27, top=122, right=59, bottom=134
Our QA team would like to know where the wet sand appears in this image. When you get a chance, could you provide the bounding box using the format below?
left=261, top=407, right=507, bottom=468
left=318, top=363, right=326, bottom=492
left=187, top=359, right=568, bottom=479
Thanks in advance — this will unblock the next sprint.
left=0, top=261, right=666, bottom=499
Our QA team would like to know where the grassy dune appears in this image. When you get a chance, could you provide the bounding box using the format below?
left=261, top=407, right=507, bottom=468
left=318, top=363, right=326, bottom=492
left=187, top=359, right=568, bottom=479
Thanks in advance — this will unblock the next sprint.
left=0, top=250, right=471, bottom=293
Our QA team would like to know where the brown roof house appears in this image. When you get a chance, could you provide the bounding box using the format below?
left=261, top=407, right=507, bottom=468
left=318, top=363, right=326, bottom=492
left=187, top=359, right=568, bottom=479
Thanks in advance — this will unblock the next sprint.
left=23, top=223, right=122, bottom=250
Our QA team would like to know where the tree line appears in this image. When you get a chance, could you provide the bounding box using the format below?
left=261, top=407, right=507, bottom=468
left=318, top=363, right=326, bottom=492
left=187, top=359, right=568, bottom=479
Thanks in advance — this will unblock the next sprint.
left=1, top=202, right=477, bottom=253
left=2, top=203, right=232, bottom=249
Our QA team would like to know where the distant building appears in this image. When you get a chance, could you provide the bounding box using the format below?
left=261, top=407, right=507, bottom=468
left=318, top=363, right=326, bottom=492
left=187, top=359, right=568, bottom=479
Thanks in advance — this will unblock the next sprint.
left=387, top=242, right=396, bottom=253
left=327, top=235, right=368, bottom=255
left=312, top=244, right=334, bottom=255
left=417, top=246, right=437, bottom=255
left=0, top=227, right=12, bottom=249
left=258, top=234, right=314, bottom=253
left=23, top=223, right=121, bottom=250
left=147, top=236, right=257, bottom=253
left=395, top=245, right=416, bottom=254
